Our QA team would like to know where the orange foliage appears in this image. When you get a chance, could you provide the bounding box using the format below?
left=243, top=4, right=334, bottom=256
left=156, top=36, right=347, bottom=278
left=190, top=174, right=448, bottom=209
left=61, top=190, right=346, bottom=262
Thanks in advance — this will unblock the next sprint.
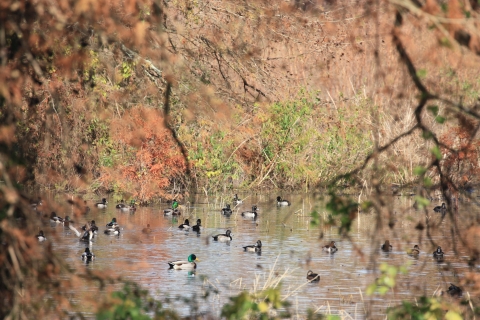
left=103, top=107, right=186, bottom=200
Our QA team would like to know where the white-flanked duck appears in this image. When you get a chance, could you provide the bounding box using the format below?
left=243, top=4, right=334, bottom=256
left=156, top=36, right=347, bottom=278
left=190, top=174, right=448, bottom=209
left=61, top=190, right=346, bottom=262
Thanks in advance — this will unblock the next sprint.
left=95, top=198, right=108, bottom=208
left=277, top=196, right=291, bottom=206
left=104, top=226, right=120, bottom=235
left=106, top=218, right=118, bottom=228
left=233, top=194, right=243, bottom=205
left=115, top=200, right=126, bottom=209
left=243, top=240, right=262, bottom=252
left=433, top=246, right=444, bottom=259
left=322, top=241, right=338, bottom=253
left=167, top=254, right=199, bottom=270
left=306, top=270, right=320, bottom=282
left=82, top=248, right=95, bottom=261
left=192, top=219, right=201, bottom=232
left=36, top=230, right=47, bottom=242
left=222, top=204, right=233, bottom=215
left=241, top=206, right=258, bottom=219
left=179, top=219, right=190, bottom=230
left=213, top=229, right=232, bottom=242
left=50, top=212, right=64, bottom=224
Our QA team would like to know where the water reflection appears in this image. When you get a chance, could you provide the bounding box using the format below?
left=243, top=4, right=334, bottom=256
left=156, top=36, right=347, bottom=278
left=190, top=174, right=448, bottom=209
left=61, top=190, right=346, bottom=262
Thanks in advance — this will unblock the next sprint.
left=46, top=193, right=479, bottom=318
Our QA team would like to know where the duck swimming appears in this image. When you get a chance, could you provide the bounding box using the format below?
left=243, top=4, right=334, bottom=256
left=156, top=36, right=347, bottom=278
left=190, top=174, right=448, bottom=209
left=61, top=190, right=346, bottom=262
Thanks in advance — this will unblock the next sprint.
left=82, top=248, right=95, bottom=261
left=407, top=245, right=420, bottom=256
left=36, top=230, right=47, bottom=242
left=115, top=200, right=126, bottom=209
left=95, top=198, right=108, bottom=208
left=381, top=240, right=393, bottom=252
left=50, top=212, right=64, bottom=224
left=106, top=218, right=118, bottom=228
left=322, top=241, right=338, bottom=253
left=142, top=224, right=152, bottom=234
left=192, top=219, right=201, bottom=232
left=82, top=220, right=98, bottom=233
left=233, top=194, right=243, bottom=205
left=213, top=230, right=232, bottom=242
left=104, top=226, right=120, bottom=235
left=222, top=204, right=233, bottom=215
left=168, top=254, right=199, bottom=270
left=241, top=206, right=258, bottom=219
left=179, top=219, right=190, bottom=230
left=433, top=246, right=444, bottom=259
left=433, top=203, right=447, bottom=213
left=306, top=270, right=320, bottom=282
left=243, top=240, right=262, bottom=252
left=277, top=196, right=291, bottom=206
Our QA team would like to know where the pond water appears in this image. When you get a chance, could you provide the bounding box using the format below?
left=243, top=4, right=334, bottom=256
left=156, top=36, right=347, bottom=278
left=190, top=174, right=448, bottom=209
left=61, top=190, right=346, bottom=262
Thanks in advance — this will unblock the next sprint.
left=43, top=192, right=480, bottom=319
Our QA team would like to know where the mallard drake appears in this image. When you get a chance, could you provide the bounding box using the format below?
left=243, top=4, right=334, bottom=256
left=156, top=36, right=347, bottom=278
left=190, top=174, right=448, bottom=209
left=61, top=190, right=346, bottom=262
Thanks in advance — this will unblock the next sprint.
left=243, top=240, right=262, bottom=252
left=241, top=206, right=258, bottom=219
left=142, top=224, right=152, bottom=234
left=322, top=241, right=338, bottom=253
left=446, top=284, right=462, bottom=297
left=213, top=230, right=232, bottom=242
left=433, top=203, right=446, bottom=213
left=36, top=230, right=47, bottom=242
left=306, top=270, right=320, bottom=282
left=63, top=216, right=74, bottom=228
left=433, top=246, right=444, bottom=259
left=106, top=218, right=118, bottom=228
left=104, top=226, right=120, bottom=235
left=192, top=219, right=201, bottom=232
left=95, top=198, right=108, bottom=208
left=179, top=219, right=190, bottom=230
left=407, top=245, right=420, bottom=256
left=222, top=204, right=233, bottom=215
left=277, top=196, right=291, bottom=206
left=50, top=212, right=64, bottom=223
left=172, top=199, right=179, bottom=209
left=381, top=240, right=393, bottom=252
left=167, top=254, right=199, bottom=270
left=82, top=248, right=95, bottom=261
left=115, top=200, right=126, bottom=209
left=233, top=194, right=243, bottom=205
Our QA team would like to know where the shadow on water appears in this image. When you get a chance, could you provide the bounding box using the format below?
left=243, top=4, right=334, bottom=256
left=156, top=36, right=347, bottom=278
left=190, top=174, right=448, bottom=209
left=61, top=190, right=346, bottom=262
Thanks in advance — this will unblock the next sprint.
left=48, top=193, right=479, bottom=318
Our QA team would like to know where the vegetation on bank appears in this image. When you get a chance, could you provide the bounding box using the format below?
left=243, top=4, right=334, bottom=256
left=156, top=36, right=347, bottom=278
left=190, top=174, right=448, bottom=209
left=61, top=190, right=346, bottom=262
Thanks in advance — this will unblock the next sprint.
left=1, top=0, right=480, bottom=319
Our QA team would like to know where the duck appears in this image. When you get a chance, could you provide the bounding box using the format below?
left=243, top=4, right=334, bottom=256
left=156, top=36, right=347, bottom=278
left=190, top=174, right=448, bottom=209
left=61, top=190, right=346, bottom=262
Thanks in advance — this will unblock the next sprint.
left=63, top=216, right=74, bottom=228
left=95, top=198, right=108, bottom=208
left=213, top=229, right=232, bottom=242
left=381, top=240, right=393, bottom=252
left=164, top=208, right=181, bottom=216
left=81, top=248, right=95, bottom=261
left=179, top=219, right=190, bottom=230
left=30, top=198, right=43, bottom=211
left=115, top=200, right=127, bottom=209
left=277, top=196, right=291, bottom=206
left=104, top=226, right=120, bottom=235
left=433, top=203, right=447, bottom=213
left=80, top=229, right=95, bottom=242
left=433, top=246, right=444, bottom=259
left=241, top=206, right=258, bottom=219
left=222, top=204, right=233, bottom=215
left=142, top=224, right=152, bottom=234
left=167, top=254, right=199, bottom=270
left=322, top=241, right=338, bottom=253
left=243, top=240, right=262, bottom=252
left=407, top=245, right=420, bottom=256
left=233, top=194, right=243, bottom=205
left=446, top=284, right=462, bottom=297
left=82, top=220, right=98, bottom=233
left=106, top=218, right=118, bottom=228
left=36, top=230, right=47, bottom=242
left=129, top=203, right=137, bottom=213
left=50, top=212, right=64, bottom=223
left=306, top=270, right=320, bottom=282
left=192, top=219, right=201, bottom=232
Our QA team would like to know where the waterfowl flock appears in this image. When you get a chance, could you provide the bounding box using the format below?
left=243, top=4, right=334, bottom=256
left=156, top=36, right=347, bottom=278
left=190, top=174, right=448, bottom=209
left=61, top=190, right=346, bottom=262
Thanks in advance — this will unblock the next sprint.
left=34, top=194, right=462, bottom=300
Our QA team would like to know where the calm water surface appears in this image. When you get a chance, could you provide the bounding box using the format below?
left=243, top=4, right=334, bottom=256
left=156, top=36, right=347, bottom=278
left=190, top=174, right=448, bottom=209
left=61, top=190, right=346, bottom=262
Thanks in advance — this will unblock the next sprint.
left=45, top=193, right=480, bottom=319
